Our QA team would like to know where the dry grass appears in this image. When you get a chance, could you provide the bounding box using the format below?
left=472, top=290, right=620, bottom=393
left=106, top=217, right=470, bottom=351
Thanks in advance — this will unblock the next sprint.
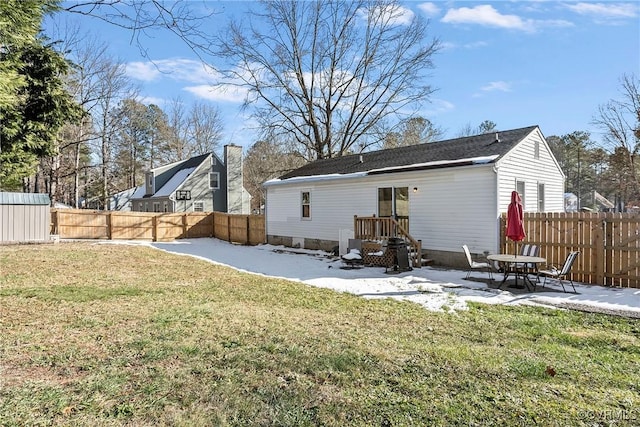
left=1, top=242, right=639, bottom=426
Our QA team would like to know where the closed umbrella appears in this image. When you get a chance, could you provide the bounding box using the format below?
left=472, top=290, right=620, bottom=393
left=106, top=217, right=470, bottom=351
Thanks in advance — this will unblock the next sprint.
left=506, top=190, right=526, bottom=255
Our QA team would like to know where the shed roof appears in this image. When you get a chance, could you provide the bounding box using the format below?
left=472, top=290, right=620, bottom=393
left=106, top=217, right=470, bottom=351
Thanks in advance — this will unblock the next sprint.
left=278, top=125, right=539, bottom=180
left=0, top=192, right=51, bottom=205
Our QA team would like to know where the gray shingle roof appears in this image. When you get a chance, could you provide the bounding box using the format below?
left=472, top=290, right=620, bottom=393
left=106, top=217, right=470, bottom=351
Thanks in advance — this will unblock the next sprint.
left=279, top=125, right=538, bottom=180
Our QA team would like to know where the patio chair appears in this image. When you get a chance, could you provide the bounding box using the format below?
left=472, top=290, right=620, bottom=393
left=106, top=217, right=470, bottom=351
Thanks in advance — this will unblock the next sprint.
left=510, top=244, right=540, bottom=281
left=536, top=251, right=580, bottom=293
left=462, top=245, right=493, bottom=281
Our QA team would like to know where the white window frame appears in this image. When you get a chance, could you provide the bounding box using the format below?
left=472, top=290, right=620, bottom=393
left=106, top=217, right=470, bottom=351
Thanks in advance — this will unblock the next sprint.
left=301, top=190, right=311, bottom=220
left=534, top=140, right=540, bottom=160
left=144, top=202, right=149, bottom=212
left=537, top=183, right=545, bottom=212
left=163, top=201, right=169, bottom=212
left=209, top=172, right=220, bottom=189
left=153, top=202, right=160, bottom=212
left=211, top=156, right=217, bottom=166
left=516, top=181, right=526, bottom=210
left=193, top=201, right=204, bottom=212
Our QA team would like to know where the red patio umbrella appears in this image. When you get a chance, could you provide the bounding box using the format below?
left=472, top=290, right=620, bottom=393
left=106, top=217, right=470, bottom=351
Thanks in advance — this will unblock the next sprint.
left=506, top=190, right=526, bottom=255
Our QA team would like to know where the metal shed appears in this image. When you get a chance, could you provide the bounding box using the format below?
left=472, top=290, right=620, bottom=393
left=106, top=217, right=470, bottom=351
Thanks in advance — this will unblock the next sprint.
left=0, top=192, right=51, bottom=243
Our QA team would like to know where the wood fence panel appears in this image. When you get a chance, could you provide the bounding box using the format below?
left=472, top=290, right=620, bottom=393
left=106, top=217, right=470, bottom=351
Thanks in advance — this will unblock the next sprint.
left=111, top=212, right=155, bottom=240
left=156, top=214, right=186, bottom=241
left=52, top=209, right=265, bottom=246
left=213, top=212, right=230, bottom=241
left=248, top=215, right=266, bottom=245
left=229, top=215, right=249, bottom=244
left=55, top=209, right=109, bottom=239
left=185, top=213, right=214, bottom=238
left=501, top=212, right=640, bottom=288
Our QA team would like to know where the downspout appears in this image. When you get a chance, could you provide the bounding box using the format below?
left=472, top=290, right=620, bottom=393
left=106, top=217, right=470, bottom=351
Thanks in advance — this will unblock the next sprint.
left=493, top=164, right=501, bottom=254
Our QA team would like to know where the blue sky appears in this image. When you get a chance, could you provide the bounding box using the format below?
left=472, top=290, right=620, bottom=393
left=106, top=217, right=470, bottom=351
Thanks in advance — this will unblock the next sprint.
left=49, top=1, right=639, bottom=151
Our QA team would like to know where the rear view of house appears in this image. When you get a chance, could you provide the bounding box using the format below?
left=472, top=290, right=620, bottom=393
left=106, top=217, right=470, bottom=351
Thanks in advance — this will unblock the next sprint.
left=264, top=125, right=565, bottom=266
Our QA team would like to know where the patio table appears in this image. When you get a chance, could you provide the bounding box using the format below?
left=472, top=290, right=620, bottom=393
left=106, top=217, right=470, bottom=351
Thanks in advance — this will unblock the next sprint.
left=487, top=254, right=546, bottom=290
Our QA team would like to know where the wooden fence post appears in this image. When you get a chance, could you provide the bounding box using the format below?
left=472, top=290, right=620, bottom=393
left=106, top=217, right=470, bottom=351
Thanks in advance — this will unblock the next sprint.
left=107, top=212, right=113, bottom=240
left=595, top=218, right=605, bottom=286
left=227, top=214, right=231, bottom=243
left=182, top=214, right=188, bottom=238
left=152, top=215, right=158, bottom=242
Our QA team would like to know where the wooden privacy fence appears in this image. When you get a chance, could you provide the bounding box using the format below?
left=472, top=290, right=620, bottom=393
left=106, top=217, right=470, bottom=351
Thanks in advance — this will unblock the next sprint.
left=51, top=209, right=265, bottom=245
left=500, top=212, right=640, bottom=288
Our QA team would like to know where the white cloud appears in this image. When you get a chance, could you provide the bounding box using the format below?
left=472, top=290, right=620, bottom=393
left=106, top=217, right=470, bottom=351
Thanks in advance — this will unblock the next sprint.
left=442, top=5, right=530, bottom=30
left=441, top=5, right=573, bottom=32
left=126, top=58, right=219, bottom=85
left=481, top=81, right=512, bottom=92
left=126, top=62, right=161, bottom=82
left=440, top=40, right=489, bottom=51
left=421, top=98, right=455, bottom=116
left=565, top=2, right=638, bottom=19
left=184, top=84, right=248, bottom=103
left=418, top=2, right=441, bottom=17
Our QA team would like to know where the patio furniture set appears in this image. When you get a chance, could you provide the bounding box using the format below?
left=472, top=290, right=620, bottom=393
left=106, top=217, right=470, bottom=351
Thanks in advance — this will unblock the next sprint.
left=463, top=244, right=580, bottom=293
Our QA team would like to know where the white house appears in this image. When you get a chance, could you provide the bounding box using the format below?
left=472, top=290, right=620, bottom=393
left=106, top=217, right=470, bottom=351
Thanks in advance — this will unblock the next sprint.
left=263, top=125, right=565, bottom=266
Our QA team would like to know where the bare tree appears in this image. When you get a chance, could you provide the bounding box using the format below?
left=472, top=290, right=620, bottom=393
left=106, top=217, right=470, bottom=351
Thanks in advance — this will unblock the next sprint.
left=57, top=0, right=219, bottom=61
left=187, top=101, right=224, bottom=156
left=216, top=0, right=439, bottom=160
left=383, top=116, right=443, bottom=149
left=592, top=73, right=640, bottom=204
left=165, top=97, right=190, bottom=161
left=244, top=139, right=305, bottom=212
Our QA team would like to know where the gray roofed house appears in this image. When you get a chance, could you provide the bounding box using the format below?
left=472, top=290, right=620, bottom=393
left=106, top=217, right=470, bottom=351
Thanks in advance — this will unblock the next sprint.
left=111, top=145, right=251, bottom=214
left=264, top=125, right=566, bottom=268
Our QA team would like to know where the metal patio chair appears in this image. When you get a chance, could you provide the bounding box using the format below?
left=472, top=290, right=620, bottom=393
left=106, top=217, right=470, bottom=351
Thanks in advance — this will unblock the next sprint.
left=462, top=245, right=493, bottom=281
left=536, top=251, right=580, bottom=293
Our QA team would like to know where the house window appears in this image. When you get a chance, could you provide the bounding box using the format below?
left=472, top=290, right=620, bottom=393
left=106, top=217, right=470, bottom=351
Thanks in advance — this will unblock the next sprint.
left=534, top=140, right=540, bottom=159
left=211, top=156, right=217, bottom=166
left=163, top=201, right=169, bottom=212
left=301, top=191, right=311, bottom=219
left=209, top=172, right=220, bottom=189
left=144, top=202, right=149, bottom=212
left=153, top=202, right=160, bottom=212
left=538, top=183, right=545, bottom=212
left=193, top=201, right=204, bottom=212
left=516, top=181, right=525, bottom=209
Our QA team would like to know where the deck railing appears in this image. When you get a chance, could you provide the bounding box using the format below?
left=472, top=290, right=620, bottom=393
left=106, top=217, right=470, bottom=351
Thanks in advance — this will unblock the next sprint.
left=354, top=215, right=422, bottom=267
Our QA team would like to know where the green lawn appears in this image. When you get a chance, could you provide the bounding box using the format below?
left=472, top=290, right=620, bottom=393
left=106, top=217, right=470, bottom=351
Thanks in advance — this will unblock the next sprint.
left=1, top=242, right=639, bottom=426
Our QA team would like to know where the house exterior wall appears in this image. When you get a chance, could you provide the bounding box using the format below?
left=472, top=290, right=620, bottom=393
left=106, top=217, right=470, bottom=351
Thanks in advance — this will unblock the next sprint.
left=496, top=128, right=565, bottom=213
left=265, top=164, right=500, bottom=258
left=181, top=157, right=219, bottom=212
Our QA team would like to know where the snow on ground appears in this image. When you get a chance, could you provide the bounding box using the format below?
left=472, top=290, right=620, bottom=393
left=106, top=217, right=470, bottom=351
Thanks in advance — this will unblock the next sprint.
left=105, top=238, right=640, bottom=317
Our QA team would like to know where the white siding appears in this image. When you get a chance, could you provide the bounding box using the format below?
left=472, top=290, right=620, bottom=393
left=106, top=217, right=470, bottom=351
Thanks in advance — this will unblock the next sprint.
left=496, top=128, right=565, bottom=212
left=266, top=164, right=500, bottom=254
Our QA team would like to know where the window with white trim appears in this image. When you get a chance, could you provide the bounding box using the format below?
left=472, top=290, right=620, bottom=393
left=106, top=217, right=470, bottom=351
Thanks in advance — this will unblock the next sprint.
left=537, top=183, right=545, bottom=212
left=163, top=201, right=169, bottom=212
left=153, top=202, right=160, bottom=212
left=516, top=181, right=525, bottom=209
left=209, top=172, right=220, bottom=189
left=193, top=201, right=204, bottom=212
left=301, top=191, right=311, bottom=219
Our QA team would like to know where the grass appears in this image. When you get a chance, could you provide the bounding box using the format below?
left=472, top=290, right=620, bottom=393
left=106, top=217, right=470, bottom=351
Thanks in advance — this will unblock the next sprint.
left=1, top=242, right=639, bottom=426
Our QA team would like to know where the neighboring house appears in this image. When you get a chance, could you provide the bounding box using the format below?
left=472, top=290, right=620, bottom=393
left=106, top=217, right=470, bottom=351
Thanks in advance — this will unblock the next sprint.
left=0, top=192, right=51, bottom=243
left=110, top=145, right=250, bottom=214
left=263, top=125, right=565, bottom=266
